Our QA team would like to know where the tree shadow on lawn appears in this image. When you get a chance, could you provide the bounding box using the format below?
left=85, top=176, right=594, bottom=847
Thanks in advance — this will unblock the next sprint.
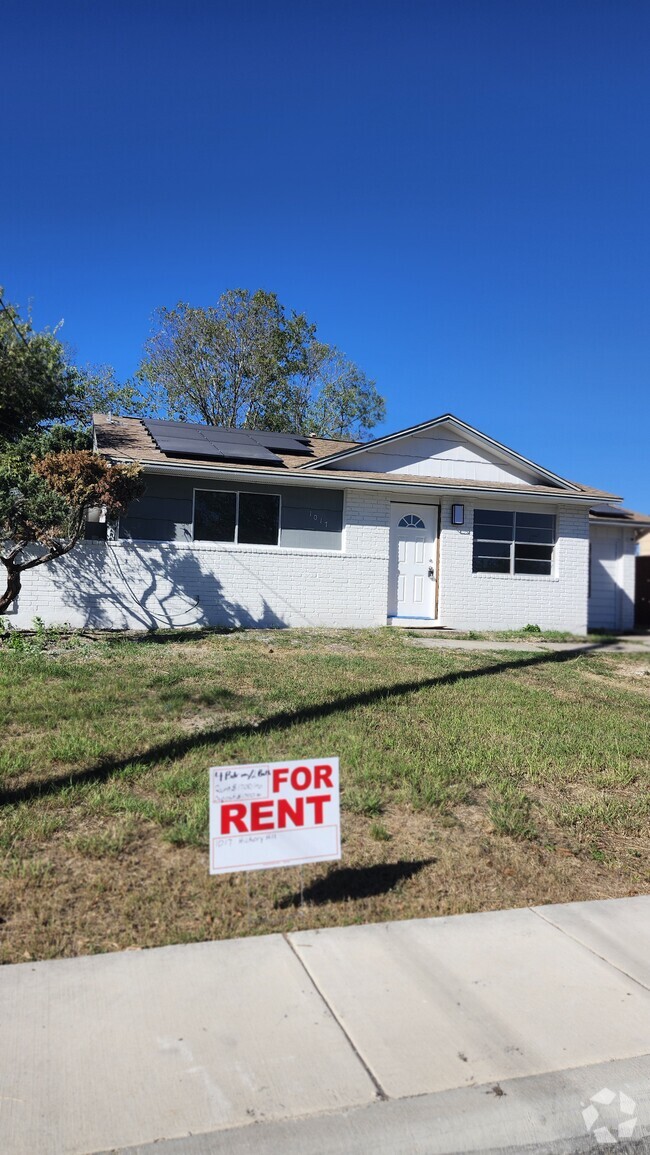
left=276, top=859, right=435, bottom=908
left=0, top=644, right=609, bottom=809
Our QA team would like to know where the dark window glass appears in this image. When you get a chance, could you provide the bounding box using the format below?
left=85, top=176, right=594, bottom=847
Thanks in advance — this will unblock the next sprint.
left=476, top=522, right=514, bottom=541
left=474, top=556, right=511, bottom=573
left=475, top=541, right=511, bottom=559
left=515, top=513, right=555, bottom=545
left=85, top=520, right=107, bottom=541
left=515, top=512, right=554, bottom=529
left=474, top=510, right=514, bottom=529
left=194, top=491, right=236, bottom=541
left=514, top=544, right=554, bottom=562
left=473, top=510, right=514, bottom=541
left=514, top=525, right=555, bottom=544
left=238, top=492, right=280, bottom=545
left=473, top=509, right=555, bottom=575
left=515, top=559, right=553, bottom=576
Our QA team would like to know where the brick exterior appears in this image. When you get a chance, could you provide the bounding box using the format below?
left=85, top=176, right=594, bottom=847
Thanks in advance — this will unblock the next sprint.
left=8, top=489, right=390, bottom=630
left=7, top=491, right=591, bottom=634
left=437, top=500, right=590, bottom=634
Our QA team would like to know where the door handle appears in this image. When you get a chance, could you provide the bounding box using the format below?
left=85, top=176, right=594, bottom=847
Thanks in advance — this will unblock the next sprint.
left=428, top=565, right=435, bottom=579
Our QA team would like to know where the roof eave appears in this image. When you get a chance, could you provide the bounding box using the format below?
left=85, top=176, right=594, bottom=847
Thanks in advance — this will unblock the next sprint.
left=121, top=458, right=613, bottom=502
left=590, top=515, right=650, bottom=527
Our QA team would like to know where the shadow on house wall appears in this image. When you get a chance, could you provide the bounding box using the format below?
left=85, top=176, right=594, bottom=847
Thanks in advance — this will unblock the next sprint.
left=588, top=552, right=635, bottom=631
left=44, top=544, right=288, bottom=631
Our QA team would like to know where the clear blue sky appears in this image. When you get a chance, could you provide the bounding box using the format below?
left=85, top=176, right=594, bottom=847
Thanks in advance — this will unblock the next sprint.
left=4, top=0, right=650, bottom=508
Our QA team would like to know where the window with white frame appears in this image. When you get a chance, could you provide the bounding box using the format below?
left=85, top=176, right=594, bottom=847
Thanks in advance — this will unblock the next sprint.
left=194, top=490, right=280, bottom=545
left=472, top=509, right=555, bottom=576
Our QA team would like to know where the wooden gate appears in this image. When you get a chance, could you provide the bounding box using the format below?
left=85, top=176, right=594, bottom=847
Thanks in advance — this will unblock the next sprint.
left=635, top=557, right=650, bottom=628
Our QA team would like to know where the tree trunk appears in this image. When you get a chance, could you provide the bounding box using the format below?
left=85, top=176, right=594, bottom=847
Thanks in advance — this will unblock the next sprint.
left=0, top=563, right=22, bottom=615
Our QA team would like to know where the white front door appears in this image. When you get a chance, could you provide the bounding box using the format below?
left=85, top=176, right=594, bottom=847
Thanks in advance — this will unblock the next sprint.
left=389, top=502, right=438, bottom=620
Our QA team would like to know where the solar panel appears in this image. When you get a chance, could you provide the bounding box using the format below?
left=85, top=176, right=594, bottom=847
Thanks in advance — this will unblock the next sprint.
left=155, top=438, right=226, bottom=459
left=250, top=432, right=314, bottom=455
left=142, top=418, right=310, bottom=465
left=247, top=429, right=310, bottom=446
left=145, top=419, right=198, bottom=429
left=205, top=431, right=256, bottom=443
left=217, top=444, right=281, bottom=463
left=156, top=433, right=210, bottom=445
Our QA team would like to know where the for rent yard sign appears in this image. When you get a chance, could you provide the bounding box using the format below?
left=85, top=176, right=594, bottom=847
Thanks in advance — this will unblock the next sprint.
left=209, top=758, right=340, bottom=875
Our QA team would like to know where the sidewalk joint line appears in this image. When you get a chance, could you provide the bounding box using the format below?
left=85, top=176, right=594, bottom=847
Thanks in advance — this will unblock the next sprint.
left=283, top=933, right=388, bottom=1102
left=529, top=905, right=650, bottom=993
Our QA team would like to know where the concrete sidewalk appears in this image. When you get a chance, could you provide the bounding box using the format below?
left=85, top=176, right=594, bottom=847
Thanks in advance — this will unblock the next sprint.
left=411, top=637, right=650, bottom=654
left=2, top=897, right=649, bottom=1154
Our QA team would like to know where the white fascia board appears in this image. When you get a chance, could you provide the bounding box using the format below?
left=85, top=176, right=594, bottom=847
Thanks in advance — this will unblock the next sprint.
left=299, top=413, right=581, bottom=492
left=590, top=516, right=650, bottom=527
left=135, top=460, right=605, bottom=504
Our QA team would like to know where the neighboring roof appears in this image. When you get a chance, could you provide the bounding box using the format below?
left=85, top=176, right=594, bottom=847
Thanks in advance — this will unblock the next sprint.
left=93, top=414, right=619, bottom=502
left=297, top=412, right=583, bottom=491
left=589, top=502, right=650, bottom=528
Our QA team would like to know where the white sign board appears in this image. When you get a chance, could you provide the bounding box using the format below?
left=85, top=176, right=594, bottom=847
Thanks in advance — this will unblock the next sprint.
left=209, top=758, right=340, bottom=875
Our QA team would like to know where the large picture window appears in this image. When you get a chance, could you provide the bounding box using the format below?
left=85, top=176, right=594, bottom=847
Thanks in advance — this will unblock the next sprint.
left=194, top=490, right=280, bottom=545
left=472, top=509, right=555, bottom=576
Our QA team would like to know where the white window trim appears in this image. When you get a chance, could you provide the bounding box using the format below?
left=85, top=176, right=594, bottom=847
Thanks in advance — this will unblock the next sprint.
left=192, top=487, right=282, bottom=547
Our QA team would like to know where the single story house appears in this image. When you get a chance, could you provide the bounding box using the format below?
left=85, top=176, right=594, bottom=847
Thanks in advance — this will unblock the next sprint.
left=9, top=413, right=650, bottom=634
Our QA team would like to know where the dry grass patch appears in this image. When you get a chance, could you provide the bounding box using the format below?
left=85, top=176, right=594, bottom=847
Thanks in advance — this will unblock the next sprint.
left=1, top=627, right=648, bottom=963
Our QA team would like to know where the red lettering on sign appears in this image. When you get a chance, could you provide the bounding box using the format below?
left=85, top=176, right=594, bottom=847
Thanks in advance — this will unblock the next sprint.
left=221, top=803, right=248, bottom=834
left=306, top=794, right=330, bottom=824
left=272, top=766, right=289, bottom=793
left=314, top=764, right=333, bottom=789
left=250, top=800, right=275, bottom=831
left=277, top=797, right=305, bottom=828
left=291, top=765, right=311, bottom=790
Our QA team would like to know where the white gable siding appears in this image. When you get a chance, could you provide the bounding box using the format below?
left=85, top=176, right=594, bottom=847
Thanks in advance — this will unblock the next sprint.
left=328, top=431, right=547, bottom=485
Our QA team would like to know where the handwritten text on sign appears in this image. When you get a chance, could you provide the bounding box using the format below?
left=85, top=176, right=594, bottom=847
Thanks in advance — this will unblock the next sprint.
left=209, top=758, right=340, bottom=875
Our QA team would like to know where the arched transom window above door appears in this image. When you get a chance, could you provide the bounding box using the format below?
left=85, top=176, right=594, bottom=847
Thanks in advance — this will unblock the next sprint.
left=398, top=514, right=426, bottom=529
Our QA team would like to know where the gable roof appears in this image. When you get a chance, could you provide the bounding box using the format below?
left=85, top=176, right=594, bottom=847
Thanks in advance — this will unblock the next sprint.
left=298, top=412, right=581, bottom=491
left=92, top=413, right=619, bottom=503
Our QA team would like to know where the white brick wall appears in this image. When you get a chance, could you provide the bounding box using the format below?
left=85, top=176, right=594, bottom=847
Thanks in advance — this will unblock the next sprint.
left=437, top=500, right=590, bottom=634
left=6, top=489, right=593, bottom=634
left=8, top=488, right=391, bottom=631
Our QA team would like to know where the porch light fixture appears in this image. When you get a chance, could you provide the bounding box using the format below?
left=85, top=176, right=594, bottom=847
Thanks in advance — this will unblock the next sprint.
left=451, top=503, right=464, bottom=525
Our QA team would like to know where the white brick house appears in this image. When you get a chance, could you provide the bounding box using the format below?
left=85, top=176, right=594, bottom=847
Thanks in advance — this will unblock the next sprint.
left=7, top=414, right=648, bottom=634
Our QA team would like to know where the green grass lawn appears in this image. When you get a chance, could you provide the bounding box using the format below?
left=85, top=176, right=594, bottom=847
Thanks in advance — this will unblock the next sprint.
left=1, top=626, right=649, bottom=963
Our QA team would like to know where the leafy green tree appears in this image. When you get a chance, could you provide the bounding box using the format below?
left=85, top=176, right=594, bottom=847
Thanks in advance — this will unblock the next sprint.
left=0, top=296, right=79, bottom=442
left=72, top=363, right=154, bottom=431
left=139, top=289, right=385, bottom=439
left=0, top=292, right=151, bottom=445
left=0, top=293, right=144, bottom=615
